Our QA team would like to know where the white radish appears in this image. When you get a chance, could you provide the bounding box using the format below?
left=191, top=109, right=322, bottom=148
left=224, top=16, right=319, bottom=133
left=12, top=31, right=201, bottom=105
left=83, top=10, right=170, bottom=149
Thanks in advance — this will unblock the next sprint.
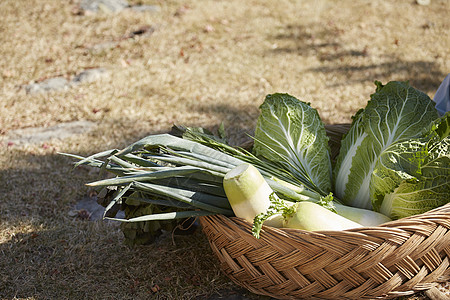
left=284, top=201, right=363, bottom=231
left=223, top=163, right=276, bottom=223
left=334, top=204, right=391, bottom=227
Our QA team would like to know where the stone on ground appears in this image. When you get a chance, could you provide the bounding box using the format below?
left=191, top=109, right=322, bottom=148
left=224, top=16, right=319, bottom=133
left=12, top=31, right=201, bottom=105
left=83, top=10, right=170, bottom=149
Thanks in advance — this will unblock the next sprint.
left=6, top=120, right=96, bottom=145
left=80, top=0, right=129, bottom=13
left=24, top=77, right=70, bottom=94
left=72, top=68, right=109, bottom=84
left=72, top=195, right=125, bottom=221
left=130, top=5, right=161, bottom=12
left=80, top=0, right=160, bottom=13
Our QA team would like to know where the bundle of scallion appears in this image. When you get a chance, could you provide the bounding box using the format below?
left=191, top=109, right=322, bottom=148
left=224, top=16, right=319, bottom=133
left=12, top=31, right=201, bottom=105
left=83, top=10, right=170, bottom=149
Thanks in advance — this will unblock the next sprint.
left=62, top=131, right=328, bottom=232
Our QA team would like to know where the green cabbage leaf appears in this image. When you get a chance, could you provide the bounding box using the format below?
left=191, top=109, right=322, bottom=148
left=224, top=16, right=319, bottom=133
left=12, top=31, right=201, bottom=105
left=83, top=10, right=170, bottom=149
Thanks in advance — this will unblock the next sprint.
left=334, top=81, right=439, bottom=209
left=253, top=93, right=332, bottom=195
left=370, top=113, right=450, bottom=219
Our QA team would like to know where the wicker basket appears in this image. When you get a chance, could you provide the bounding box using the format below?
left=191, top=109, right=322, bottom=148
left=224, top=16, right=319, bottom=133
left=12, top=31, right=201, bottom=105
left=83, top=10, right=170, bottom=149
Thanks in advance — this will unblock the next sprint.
left=200, top=204, right=450, bottom=299
left=199, top=124, right=450, bottom=299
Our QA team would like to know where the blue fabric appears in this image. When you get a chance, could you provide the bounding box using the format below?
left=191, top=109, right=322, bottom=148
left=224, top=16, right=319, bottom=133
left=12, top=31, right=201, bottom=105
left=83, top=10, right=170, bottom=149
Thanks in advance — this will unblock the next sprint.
left=433, top=74, right=450, bottom=116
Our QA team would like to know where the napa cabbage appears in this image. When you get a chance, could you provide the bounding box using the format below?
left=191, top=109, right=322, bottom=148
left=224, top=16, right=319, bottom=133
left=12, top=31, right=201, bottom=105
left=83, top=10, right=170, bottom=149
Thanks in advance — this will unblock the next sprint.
left=253, top=93, right=332, bottom=195
left=334, top=81, right=440, bottom=209
left=370, top=113, right=450, bottom=219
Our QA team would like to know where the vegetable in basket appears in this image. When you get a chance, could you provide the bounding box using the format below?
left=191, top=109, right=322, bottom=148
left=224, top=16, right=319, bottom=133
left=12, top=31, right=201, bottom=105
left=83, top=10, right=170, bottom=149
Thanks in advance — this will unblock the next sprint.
left=334, top=81, right=440, bottom=210
left=370, top=112, right=450, bottom=219
left=62, top=130, right=340, bottom=243
left=266, top=176, right=391, bottom=227
left=253, top=93, right=332, bottom=196
left=223, top=163, right=391, bottom=238
left=244, top=92, right=391, bottom=234
left=222, top=163, right=283, bottom=227
left=64, top=82, right=450, bottom=244
left=282, top=201, right=363, bottom=231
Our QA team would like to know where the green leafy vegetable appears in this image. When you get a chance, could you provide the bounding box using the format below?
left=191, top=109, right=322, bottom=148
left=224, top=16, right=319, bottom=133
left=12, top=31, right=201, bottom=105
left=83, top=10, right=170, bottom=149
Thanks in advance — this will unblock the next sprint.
left=334, top=81, right=439, bottom=209
left=63, top=128, right=330, bottom=244
left=252, top=194, right=293, bottom=239
left=370, top=113, right=450, bottom=219
left=253, top=93, right=332, bottom=195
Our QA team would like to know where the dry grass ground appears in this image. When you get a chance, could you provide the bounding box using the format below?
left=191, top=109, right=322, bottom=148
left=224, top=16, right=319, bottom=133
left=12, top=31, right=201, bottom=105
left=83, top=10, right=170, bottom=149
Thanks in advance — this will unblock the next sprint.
left=0, top=0, right=449, bottom=299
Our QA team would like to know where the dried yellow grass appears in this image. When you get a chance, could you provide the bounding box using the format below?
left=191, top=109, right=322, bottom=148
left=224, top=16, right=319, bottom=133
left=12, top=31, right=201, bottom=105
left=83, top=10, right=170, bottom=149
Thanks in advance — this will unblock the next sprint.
left=0, top=0, right=449, bottom=299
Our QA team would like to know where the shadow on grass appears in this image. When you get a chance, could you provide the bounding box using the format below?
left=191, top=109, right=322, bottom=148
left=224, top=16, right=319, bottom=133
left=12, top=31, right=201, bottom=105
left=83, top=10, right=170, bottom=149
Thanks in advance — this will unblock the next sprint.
left=268, top=23, right=446, bottom=94
left=270, top=23, right=343, bottom=58
left=0, top=219, right=236, bottom=299
left=309, top=59, right=445, bottom=94
left=0, top=149, right=238, bottom=299
left=189, top=102, right=260, bottom=146
left=0, top=125, right=261, bottom=299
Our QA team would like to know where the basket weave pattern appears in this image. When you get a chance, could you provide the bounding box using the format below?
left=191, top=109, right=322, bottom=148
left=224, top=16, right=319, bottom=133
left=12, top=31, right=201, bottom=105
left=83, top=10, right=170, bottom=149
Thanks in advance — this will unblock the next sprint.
left=200, top=203, right=450, bottom=299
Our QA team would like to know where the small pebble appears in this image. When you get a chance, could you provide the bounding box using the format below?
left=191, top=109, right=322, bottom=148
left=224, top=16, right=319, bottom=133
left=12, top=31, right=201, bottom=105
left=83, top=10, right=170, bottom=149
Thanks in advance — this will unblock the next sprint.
left=24, top=77, right=69, bottom=94
left=72, top=68, right=108, bottom=84
left=5, top=121, right=96, bottom=145
left=80, top=0, right=129, bottom=13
